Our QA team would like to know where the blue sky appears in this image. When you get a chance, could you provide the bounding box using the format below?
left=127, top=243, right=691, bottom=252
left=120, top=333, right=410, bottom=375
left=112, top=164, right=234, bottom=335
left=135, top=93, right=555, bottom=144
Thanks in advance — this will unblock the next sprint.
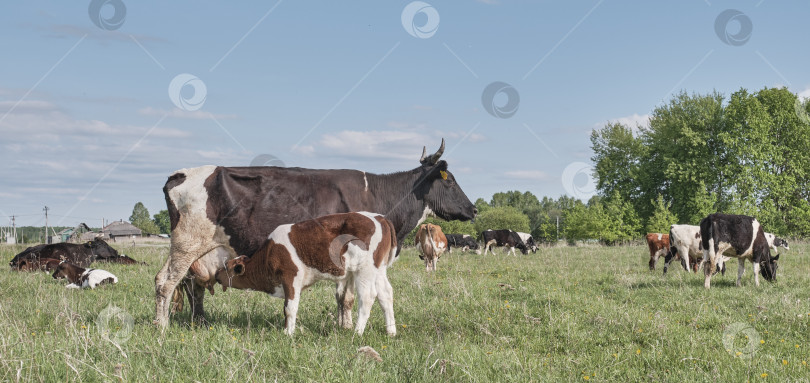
left=1, top=0, right=808, bottom=228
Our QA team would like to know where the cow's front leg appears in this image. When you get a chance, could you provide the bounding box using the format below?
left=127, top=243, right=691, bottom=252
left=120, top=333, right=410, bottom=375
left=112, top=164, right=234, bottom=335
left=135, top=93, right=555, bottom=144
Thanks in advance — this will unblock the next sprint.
left=283, top=292, right=300, bottom=336
left=752, top=261, right=761, bottom=287
left=155, top=250, right=198, bottom=328
left=736, top=259, right=745, bottom=287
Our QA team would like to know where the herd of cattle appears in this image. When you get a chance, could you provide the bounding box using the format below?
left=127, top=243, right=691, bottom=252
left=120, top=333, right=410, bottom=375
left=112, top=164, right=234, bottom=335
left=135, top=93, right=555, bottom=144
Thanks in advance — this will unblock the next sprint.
left=646, top=213, right=787, bottom=288
left=3, top=140, right=793, bottom=336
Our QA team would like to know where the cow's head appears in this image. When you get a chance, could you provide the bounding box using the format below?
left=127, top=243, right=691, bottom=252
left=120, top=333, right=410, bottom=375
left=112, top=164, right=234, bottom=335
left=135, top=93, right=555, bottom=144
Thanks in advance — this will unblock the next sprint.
left=215, top=255, right=251, bottom=292
left=759, top=254, right=779, bottom=282
left=87, top=238, right=119, bottom=258
left=414, top=139, right=477, bottom=222
left=774, top=237, right=789, bottom=250
left=52, top=262, right=80, bottom=282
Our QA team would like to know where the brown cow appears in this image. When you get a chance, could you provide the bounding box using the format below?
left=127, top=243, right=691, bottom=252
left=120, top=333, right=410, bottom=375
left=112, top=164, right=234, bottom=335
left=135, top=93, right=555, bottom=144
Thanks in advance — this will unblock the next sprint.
left=646, top=233, right=670, bottom=271
left=415, top=223, right=447, bottom=272
left=215, top=212, right=398, bottom=336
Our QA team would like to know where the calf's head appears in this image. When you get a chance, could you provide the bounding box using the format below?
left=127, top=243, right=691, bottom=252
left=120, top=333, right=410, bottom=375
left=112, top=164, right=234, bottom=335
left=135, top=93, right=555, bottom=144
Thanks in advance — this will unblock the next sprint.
left=215, top=256, right=252, bottom=292
left=414, top=139, right=477, bottom=222
left=52, top=262, right=83, bottom=283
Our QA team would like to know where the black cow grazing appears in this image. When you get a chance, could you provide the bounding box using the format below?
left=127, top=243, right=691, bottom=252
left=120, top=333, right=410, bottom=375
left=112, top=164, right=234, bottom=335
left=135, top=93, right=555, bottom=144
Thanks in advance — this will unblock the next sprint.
left=9, top=238, right=141, bottom=270
left=155, top=139, right=478, bottom=327
left=481, top=229, right=528, bottom=256
left=700, top=213, right=779, bottom=289
left=445, top=234, right=480, bottom=254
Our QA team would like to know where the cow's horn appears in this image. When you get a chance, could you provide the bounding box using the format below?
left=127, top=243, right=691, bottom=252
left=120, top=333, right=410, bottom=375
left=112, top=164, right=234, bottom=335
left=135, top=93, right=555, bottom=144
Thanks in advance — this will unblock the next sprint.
left=424, top=138, right=445, bottom=165
left=419, top=146, right=427, bottom=163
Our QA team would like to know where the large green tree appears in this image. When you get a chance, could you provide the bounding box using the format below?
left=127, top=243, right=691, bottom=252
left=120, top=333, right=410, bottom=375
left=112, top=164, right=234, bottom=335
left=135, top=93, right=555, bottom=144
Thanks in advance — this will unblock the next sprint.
left=153, top=209, right=171, bottom=234
left=130, top=202, right=159, bottom=235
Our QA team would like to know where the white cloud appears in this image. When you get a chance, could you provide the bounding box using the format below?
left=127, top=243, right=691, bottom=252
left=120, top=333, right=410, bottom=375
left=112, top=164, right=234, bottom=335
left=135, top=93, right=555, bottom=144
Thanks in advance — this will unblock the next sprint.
left=797, top=86, right=810, bottom=101
left=503, top=170, right=549, bottom=181
left=596, top=113, right=650, bottom=132
left=138, top=107, right=238, bottom=121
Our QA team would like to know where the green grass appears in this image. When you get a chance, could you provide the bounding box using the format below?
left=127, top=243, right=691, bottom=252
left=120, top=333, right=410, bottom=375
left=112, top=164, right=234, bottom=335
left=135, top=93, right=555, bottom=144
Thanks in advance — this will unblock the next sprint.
left=0, top=243, right=808, bottom=382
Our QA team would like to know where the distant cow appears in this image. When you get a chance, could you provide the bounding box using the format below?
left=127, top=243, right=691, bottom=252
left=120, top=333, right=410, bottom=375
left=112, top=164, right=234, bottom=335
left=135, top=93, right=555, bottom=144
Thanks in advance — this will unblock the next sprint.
left=415, top=224, right=447, bottom=271
left=9, top=238, right=141, bottom=270
left=764, top=232, right=789, bottom=255
left=516, top=232, right=538, bottom=253
left=662, top=225, right=705, bottom=275
left=445, top=234, right=480, bottom=254
left=700, top=213, right=779, bottom=288
left=481, top=230, right=528, bottom=256
left=52, top=262, right=118, bottom=289
left=215, top=212, right=398, bottom=336
left=645, top=233, right=670, bottom=271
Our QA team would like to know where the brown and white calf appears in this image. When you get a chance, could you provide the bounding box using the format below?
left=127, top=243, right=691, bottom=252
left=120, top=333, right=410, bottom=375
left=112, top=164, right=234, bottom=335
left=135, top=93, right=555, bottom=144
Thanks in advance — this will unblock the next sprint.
left=52, top=262, right=118, bottom=289
left=415, top=223, right=447, bottom=272
left=215, top=212, right=398, bottom=336
left=645, top=233, right=670, bottom=271
left=700, top=213, right=779, bottom=288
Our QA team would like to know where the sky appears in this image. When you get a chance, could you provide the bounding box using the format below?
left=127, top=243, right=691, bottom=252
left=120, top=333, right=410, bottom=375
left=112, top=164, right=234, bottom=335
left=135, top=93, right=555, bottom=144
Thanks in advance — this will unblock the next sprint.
left=1, top=0, right=809, bottom=228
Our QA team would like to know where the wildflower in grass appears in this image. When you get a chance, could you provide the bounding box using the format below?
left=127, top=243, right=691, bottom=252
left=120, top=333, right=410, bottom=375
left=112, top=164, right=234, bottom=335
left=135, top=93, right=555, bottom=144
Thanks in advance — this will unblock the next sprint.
left=760, top=373, right=767, bottom=378
left=583, top=376, right=589, bottom=380
left=636, top=349, right=640, bottom=355
left=802, top=360, right=806, bottom=366
left=760, top=340, right=765, bottom=344
left=402, top=324, right=407, bottom=328
left=783, top=360, right=788, bottom=365
left=796, top=344, right=800, bottom=348
left=382, top=346, right=387, bottom=349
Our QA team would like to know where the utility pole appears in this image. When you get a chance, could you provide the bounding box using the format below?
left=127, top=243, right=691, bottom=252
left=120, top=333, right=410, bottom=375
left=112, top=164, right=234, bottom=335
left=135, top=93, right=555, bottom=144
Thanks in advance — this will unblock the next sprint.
left=556, top=216, right=559, bottom=242
left=43, top=206, right=49, bottom=244
left=11, top=215, right=16, bottom=244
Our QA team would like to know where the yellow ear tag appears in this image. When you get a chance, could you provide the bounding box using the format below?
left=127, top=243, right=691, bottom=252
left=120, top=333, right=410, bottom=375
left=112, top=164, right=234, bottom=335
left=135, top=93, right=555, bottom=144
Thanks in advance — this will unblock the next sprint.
left=440, top=170, right=448, bottom=180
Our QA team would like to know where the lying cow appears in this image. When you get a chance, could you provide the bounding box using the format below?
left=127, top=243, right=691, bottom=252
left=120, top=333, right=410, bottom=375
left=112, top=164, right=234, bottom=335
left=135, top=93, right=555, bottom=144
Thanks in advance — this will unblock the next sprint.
left=17, top=258, right=62, bottom=272
left=215, top=212, right=398, bottom=336
left=516, top=232, right=538, bottom=253
left=415, top=223, right=447, bottom=271
left=700, top=213, right=779, bottom=288
left=481, top=229, right=528, bottom=256
left=764, top=232, right=789, bottom=255
left=52, top=262, right=118, bottom=289
left=445, top=234, right=480, bottom=254
left=9, top=237, right=141, bottom=270
left=645, top=233, right=670, bottom=271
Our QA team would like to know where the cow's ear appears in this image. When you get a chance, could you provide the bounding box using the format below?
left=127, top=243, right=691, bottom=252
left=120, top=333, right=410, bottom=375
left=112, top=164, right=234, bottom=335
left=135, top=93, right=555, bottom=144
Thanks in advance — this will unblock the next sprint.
left=429, top=160, right=449, bottom=179
left=772, top=254, right=780, bottom=261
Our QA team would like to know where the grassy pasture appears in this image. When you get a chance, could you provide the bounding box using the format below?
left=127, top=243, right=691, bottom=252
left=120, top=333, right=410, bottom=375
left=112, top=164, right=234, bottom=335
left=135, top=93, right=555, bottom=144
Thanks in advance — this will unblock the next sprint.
left=0, top=242, right=808, bottom=382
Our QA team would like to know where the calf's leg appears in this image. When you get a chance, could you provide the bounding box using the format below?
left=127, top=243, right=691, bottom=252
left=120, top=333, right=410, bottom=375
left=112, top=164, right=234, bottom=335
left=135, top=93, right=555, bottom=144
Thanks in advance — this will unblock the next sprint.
left=375, top=271, right=396, bottom=336
left=283, top=283, right=301, bottom=336
left=354, top=272, right=377, bottom=335
left=335, top=277, right=355, bottom=329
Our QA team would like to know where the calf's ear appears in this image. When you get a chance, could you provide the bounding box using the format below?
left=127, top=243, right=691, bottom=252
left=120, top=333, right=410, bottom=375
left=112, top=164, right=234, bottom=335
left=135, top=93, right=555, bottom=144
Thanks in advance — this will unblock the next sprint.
left=233, top=264, right=245, bottom=275
left=772, top=254, right=780, bottom=261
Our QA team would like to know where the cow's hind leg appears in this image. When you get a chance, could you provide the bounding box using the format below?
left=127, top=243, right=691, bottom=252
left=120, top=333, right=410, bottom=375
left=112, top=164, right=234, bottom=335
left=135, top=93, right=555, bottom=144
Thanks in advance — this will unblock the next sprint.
left=752, top=261, right=761, bottom=287
left=736, top=259, right=745, bottom=287
left=155, top=250, right=199, bottom=328
left=375, top=271, right=396, bottom=336
left=335, top=277, right=355, bottom=330
left=354, top=271, right=378, bottom=335
left=183, top=278, right=207, bottom=324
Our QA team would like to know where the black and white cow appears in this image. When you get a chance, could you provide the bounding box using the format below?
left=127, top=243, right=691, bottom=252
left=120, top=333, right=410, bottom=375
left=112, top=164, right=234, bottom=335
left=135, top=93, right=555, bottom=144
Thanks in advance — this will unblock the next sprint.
left=663, top=225, right=703, bottom=274
left=155, top=139, right=478, bottom=327
left=445, top=234, right=480, bottom=254
left=700, top=213, right=779, bottom=288
left=516, top=232, right=538, bottom=253
left=764, top=232, right=789, bottom=255
left=481, top=230, right=528, bottom=256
